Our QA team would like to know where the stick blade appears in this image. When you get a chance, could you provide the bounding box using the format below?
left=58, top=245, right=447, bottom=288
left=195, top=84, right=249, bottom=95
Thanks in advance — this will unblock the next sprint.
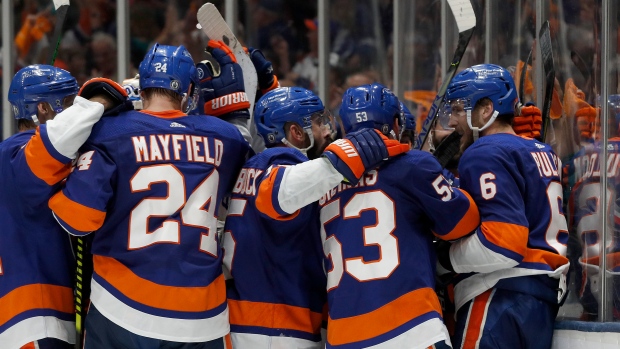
left=52, top=0, right=70, bottom=10
left=196, top=3, right=258, bottom=112
left=446, top=0, right=476, bottom=32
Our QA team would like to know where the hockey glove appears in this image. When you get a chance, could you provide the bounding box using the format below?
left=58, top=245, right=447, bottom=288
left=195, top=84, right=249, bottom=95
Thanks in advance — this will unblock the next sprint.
left=196, top=40, right=250, bottom=119
left=322, top=128, right=410, bottom=184
left=576, top=105, right=600, bottom=141
left=514, top=103, right=542, bottom=139
left=435, top=239, right=455, bottom=273
left=246, top=47, right=280, bottom=95
left=78, top=78, right=133, bottom=116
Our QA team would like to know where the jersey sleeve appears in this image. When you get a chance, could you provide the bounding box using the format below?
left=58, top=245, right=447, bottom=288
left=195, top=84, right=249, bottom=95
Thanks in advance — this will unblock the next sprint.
left=254, top=150, right=341, bottom=220
left=407, top=152, right=480, bottom=240
left=450, top=145, right=529, bottom=274
left=49, top=144, right=116, bottom=236
left=10, top=97, right=104, bottom=188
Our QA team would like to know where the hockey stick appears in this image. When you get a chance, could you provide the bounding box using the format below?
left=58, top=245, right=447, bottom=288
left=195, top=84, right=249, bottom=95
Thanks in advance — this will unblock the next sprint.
left=518, top=48, right=533, bottom=101
left=539, top=20, right=555, bottom=142
left=196, top=3, right=262, bottom=151
left=47, top=0, right=70, bottom=65
left=415, top=0, right=476, bottom=150
left=74, top=235, right=92, bottom=349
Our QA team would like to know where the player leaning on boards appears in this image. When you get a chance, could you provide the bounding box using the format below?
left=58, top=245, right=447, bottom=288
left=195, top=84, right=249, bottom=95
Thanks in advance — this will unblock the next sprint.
left=49, top=44, right=252, bottom=349
left=438, top=64, right=569, bottom=349
left=0, top=65, right=128, bottom=349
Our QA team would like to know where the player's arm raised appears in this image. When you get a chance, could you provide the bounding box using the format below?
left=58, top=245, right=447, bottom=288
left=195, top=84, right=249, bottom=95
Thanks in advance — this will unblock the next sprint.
left=257, top=129, right=409, bottom=218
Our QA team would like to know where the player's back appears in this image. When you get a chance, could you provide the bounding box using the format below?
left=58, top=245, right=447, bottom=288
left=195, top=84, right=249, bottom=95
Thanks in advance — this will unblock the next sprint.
left=0, top=131, right=75, bottom=347
left=51, top=109, right=251, bottom=342
left=319, top=150, right=478, bottom=349
left=223, top=147, right=327, bottom=347
left=460, top=134, right=568, bottom=271
left=455, top=134, right=569, bottom=310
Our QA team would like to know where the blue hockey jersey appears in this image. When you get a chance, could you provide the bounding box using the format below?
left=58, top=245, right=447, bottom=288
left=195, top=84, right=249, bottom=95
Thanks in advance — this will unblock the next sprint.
left=565, top=138, right=620, bottom=317
left=49, top=109, right=251, bottom=342
left=318, top=150, right=479, bottom=349
left=0, top=128, right=75, bottom=348
left=451, top=133, right=570, bottom=311
left=223, top=147, right=327, bottom=348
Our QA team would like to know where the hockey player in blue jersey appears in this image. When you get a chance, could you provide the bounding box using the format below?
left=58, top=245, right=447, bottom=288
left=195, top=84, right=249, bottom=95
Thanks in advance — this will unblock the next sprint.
left=49, top=44, right=252, bottom=349
left=439, top=64, right=569, bottom=349
left=319, top=83, right=479, bottom=349
left=222, top=85, right=409, bottom=348
left=0, top=65, right=129, bottom=349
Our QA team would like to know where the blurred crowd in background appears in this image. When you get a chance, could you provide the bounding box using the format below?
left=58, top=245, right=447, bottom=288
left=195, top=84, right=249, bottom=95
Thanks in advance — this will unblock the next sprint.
left=4, top=0, right=620, bottom=323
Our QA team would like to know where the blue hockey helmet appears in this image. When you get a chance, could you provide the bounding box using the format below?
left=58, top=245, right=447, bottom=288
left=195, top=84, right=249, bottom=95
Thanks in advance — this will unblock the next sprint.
left=139, top=44, right=198, bottom=97
left=255, top=87, right=327, bottom=147
left=339, top=83, right=401, bottom=136
left=446, top=63, right=519, bottom=116
left=8, top=64, right=78, bottom=120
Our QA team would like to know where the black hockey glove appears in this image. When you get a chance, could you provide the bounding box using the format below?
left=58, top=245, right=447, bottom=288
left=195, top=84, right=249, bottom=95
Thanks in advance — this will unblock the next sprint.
left=246, top=47, right=279, bottom=96
left=435, top=239, right=455, bottom=273
left=78, top=78, right=134, bottom=116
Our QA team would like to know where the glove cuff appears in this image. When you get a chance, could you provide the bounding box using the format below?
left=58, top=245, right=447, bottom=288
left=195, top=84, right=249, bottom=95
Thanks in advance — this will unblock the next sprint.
left=322, top=151, right=358, bottom=185
left=261, top=75, right=280, bottom=95
left=204, top=92, right=251, bottom=117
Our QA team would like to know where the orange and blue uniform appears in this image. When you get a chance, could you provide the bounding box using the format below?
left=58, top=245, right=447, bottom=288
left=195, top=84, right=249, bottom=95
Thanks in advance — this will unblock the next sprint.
left=319, top=150, right=479, bottom=349
left=49, top=109, right=251, bottom=344
left=0, top=96, right=105, bottom=349
left=450, top=134, right=569, bottom=349
left=223, top=147, right=328, bottom=348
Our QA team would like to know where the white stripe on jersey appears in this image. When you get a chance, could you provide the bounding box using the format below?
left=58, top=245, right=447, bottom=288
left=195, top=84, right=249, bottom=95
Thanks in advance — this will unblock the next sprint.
left=90, top=279, right=230, bottom=342
left=0, top=316, right=74, bottom=349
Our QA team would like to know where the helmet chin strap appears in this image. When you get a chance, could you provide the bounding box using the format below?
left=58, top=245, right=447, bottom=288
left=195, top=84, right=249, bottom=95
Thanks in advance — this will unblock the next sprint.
left=467, top=109, right=499, bottom=141
left=282, top=128, right=315, bottom=156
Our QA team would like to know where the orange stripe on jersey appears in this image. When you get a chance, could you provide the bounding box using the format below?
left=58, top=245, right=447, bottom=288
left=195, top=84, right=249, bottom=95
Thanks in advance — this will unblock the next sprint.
left=327, top=287, right=442, bottom=346
left=461, top=289, right=494, bottom=349
left=93, top=255, right=226, bottom=312
left=523, top=248, right=569, bottom=270
left=256, top=166, right=299, bottom=221
left=228, top=299, right=323, bottom=335
left=49, top=191, right=106, bottom=232
left=0, top=283, right=73, bottom=328
left=224, top=333, right=233, bottom=349
left=139, top=110, right=187, bottom=119
left=25, top=128, right=71, bottom=185
left=436, top=189, right=479, bottom=240
left=582, top=252, right=620, bottom=270
left=480, top=221, right=528, bottom=258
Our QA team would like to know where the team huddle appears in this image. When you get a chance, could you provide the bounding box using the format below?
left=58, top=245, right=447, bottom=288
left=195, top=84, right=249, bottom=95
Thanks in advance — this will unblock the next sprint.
left=0, top=39, right=568, bottom=349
